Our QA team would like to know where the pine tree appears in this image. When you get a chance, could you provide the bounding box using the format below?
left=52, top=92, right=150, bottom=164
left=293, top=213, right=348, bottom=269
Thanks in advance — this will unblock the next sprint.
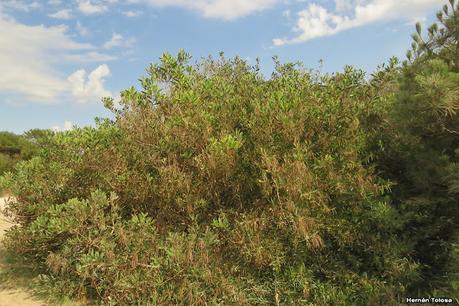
left=407, top=0, right=459, bottom=71
left=380, top=0, right=459, bottom=295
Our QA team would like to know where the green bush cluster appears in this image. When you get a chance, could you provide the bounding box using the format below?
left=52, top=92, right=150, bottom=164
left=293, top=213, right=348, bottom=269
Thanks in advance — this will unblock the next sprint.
left=1, top=55, right=412, bottom=305
left=0, top=132, right=36, bottom=175
left=1, top=1, right=458, bottom=305
left=0, top=131, right=45, bottom=194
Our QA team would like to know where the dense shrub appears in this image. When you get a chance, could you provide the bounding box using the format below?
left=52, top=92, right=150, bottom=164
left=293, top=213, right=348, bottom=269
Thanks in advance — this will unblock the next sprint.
left=0, top=53, right=417, bottom=305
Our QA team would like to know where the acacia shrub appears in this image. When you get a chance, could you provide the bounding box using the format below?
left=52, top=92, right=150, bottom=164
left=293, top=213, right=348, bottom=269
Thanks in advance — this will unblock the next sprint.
left=1, top=53, right=417, bottom=305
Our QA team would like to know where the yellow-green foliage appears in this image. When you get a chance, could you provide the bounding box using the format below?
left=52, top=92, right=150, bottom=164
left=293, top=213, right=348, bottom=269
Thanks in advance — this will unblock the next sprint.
left=0, top=53, right=416, bottom=305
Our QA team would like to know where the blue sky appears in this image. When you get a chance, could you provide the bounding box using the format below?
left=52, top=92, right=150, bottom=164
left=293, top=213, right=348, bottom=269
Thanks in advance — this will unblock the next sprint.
left=0, top=0, right=447, bottom=133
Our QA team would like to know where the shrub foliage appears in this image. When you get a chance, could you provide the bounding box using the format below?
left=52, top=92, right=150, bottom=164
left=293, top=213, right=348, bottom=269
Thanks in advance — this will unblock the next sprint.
left=1, top=55, right=413, bottom=305
left=1, top=1, right=458, bottom=305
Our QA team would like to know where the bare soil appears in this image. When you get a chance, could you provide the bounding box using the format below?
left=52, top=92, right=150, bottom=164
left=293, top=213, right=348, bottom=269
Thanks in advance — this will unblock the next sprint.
left=0, top=197, right=46, bottom=306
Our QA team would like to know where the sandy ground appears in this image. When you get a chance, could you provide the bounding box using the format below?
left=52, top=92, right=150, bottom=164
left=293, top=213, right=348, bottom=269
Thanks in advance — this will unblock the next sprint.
left=0, top=197, right=46, bottom=306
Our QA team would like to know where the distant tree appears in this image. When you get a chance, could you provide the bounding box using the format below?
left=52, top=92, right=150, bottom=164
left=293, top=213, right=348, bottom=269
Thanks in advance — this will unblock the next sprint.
left=0, top=131, right=38, bottom=176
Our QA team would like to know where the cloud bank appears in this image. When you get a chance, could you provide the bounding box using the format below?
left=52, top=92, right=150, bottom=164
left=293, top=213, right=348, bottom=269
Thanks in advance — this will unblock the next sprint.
left=0, top=8, right=114, bottom=104
left=273, top=0, right=446, bottom=46
left=129, top=0, right=279, bottom=20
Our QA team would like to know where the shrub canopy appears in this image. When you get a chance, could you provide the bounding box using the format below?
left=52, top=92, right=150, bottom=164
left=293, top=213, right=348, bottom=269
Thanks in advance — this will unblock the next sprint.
left=1, top=53, right=415, bottom=305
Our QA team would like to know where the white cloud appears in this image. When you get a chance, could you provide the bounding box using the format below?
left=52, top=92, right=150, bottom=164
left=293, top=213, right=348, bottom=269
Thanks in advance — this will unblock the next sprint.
left=77, top=0, right=108, bottom=15
left=1, top=1, right=41, bottom=12
left=0, top=11, right=113, bottom=104
left=64, top=121, right=74, bottom=130
left=48, top=0, right=62, bottom=5
left=48, top=9, right=73, bottom=19
left=76, top=20, right=89, bottom=36
left=64, top=51, right=117, bottom=62
left=103, top=33, right=135, bottom=49
left=122, top=10, right=142, bottom=17
left=68, top=64, right=112, bottom=104
left=0, top=12, right=91, bottom=102
left=52, top=121, right=74, bottom=132
left=129, top=0, right=279, bottom=20
left=334, top=0, right=366, bottom=12
left=104, top=33, right=123, bottom=49
left=273, top=0, right=447, bottom=46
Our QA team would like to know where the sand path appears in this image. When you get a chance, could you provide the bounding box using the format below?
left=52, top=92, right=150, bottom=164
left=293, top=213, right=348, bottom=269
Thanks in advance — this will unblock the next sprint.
left=0, top=197, right=46, bottom=306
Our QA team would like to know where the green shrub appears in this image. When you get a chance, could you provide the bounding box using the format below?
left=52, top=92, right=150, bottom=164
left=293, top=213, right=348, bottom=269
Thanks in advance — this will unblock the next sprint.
left=0, top=52, right=418, bottom=305
left=0, top=131, right=42, bottom=194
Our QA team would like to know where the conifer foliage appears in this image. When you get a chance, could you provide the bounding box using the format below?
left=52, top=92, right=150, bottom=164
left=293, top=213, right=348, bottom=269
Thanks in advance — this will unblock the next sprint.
left=379, top=0, right=459, bottom=296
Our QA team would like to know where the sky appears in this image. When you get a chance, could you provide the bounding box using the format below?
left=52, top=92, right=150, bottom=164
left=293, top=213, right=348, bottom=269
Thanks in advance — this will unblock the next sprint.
left=0, top=0, right=448, bottom=133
